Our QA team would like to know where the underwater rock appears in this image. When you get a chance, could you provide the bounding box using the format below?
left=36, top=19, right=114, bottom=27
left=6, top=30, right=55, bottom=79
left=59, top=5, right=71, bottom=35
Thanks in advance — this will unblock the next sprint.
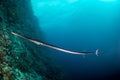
left=0, top=17, right=2, bottom=22
left=0, top=73, right=3, bottom=80
left=0, top=0, right=64, bottom=80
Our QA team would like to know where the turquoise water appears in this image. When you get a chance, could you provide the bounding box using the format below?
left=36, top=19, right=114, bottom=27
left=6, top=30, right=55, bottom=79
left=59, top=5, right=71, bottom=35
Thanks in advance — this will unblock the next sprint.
left=31, top=0, right=120, bottom=80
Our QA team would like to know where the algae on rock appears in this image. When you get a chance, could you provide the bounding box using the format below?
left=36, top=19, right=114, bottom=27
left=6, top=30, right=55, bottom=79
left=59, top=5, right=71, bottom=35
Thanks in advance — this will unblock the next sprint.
left=0, top=0, right=64, bottom=80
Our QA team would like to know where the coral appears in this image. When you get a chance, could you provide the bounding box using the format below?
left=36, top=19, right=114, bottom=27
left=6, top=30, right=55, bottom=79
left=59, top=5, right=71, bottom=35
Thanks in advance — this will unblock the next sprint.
left=0, top=0, right=64, bottom=80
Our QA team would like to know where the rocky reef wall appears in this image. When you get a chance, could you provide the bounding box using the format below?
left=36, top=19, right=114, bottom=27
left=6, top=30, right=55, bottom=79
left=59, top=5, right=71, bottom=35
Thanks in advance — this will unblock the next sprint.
left=0, top=0, right=63, bottom=80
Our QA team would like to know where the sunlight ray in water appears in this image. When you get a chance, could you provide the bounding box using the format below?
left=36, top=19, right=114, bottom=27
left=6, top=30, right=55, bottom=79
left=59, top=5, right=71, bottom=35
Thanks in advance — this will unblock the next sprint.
left=100, top=0, right=117, bottom=2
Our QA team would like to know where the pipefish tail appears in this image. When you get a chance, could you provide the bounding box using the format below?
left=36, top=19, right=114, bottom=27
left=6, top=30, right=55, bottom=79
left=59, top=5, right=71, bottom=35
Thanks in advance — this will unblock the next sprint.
left=12, top=32, right=99, bottom=55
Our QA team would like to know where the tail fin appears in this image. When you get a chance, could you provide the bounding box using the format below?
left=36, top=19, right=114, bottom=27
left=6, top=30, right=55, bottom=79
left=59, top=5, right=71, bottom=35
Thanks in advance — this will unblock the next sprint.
left=95, top=49, right=99, bottom=56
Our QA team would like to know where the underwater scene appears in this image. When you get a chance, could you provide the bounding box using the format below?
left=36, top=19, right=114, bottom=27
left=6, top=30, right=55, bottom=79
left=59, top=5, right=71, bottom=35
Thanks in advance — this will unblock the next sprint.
left=0, top=0, right=120, bottom=80
left=31, top=0, right=120, bottom=80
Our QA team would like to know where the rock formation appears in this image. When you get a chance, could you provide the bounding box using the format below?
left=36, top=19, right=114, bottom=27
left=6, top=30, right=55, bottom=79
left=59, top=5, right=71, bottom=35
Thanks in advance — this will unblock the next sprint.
left=0, top=0, right=63, bottom=80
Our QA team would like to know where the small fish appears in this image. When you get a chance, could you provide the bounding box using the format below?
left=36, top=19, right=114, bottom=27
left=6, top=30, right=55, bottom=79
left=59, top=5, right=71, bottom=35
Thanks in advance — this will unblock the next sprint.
left=12, top=32, right=99, bottom=56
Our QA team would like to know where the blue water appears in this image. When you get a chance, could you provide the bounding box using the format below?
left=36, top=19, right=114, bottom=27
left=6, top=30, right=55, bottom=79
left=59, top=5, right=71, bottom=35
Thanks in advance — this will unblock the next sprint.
left=31, top=0, right=120, bottom=80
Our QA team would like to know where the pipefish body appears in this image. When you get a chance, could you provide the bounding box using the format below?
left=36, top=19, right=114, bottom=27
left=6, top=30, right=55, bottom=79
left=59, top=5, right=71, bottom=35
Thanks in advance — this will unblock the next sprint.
left=12, top=32, right=99, bottom=56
